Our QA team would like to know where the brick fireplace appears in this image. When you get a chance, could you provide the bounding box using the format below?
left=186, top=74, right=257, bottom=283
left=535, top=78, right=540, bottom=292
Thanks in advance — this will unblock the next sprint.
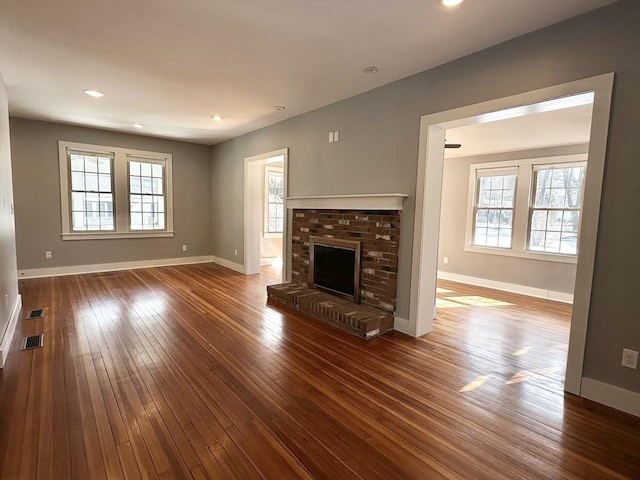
left=291, top=209, right=400, bottom=312
left=267, top=194, right=407, bottom=339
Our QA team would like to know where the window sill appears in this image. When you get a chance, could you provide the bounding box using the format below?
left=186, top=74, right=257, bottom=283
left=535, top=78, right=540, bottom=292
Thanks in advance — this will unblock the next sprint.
left=62, top=231, right=175, bottom=241
left=464, top=245, right=578, bottom=264
left=263, top=232, right=283, bottom=239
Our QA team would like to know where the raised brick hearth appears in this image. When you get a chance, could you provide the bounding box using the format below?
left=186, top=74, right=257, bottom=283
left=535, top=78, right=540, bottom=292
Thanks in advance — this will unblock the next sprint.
left=267, top=283, right=394, bottom=339
left=267, top=206, right=402, bottom=339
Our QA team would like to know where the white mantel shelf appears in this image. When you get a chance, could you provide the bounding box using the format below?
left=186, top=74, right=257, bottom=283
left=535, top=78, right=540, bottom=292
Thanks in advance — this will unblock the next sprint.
left=286, top=193, right=408, bottom=211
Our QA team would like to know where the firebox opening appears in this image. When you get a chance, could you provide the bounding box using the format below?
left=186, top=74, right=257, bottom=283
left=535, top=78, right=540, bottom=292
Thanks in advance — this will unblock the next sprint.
left=309, top=236, right=361, bottom=303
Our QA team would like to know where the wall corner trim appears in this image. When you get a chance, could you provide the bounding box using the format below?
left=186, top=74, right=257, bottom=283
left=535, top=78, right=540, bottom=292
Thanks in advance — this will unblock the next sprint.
left=211, top=256, right=246, bottom=274
left=18, top=256, right=214, bottom=279
left=393, top=316, right=412, bottom=335
left=580, top=377, right=640, bottom=417
left=0, top=294, right=22, bottom=369
left=437, top=271, right=574, bottom=303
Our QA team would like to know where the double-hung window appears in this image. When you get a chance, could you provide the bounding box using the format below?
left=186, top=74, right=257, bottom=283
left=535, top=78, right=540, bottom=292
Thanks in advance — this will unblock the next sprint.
left=264, top=166, right=284, bottom=234
left=59, top=141, right=173, bottom=240
left=472, top=169, right=517, bottom=248
left=69, top=151, right=114, bottom=231
left=465, top=155, right=586, bottom=263
left=129, top=159, right=166, bottom=230
left=528, top=164, right=585, bottom=255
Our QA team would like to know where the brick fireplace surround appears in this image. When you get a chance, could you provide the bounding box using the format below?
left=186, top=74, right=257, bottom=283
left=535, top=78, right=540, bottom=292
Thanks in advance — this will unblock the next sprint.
left=267, top=195, right=406, bottom=339
left=291, top=209, right=400, bottom=312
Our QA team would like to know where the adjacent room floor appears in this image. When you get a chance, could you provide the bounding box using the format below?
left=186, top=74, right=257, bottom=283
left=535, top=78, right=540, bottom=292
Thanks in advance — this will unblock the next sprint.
left=1, top=263, right=638, bottom=479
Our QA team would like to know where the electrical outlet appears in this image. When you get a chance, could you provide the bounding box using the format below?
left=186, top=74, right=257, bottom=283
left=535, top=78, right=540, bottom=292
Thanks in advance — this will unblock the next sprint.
left=234, top=249, right=238, bottom=256
left=621, top=349, right=638, bottom=369
left=443, top=256, right=449, bottom=264
left=334, top=130, right=339, bottom=142
left=328, top=132, right=334, bottom=143
left=182, top=244, right=187, bottom=252
left=45, top=251, right=52, bottom=259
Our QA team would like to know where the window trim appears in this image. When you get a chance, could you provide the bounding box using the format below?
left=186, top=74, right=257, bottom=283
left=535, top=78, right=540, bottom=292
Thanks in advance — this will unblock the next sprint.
left=470, top=166, right=518, bottom=250
left=263, top=165, right=284, bottom=237
left=59, top=141, right=174, bottom=240
left=464, top=154, right=587, bottom=264
left=526, top=162, right=587, bottom=255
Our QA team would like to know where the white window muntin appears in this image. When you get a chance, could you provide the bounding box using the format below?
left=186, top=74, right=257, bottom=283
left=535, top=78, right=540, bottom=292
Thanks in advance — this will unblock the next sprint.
left=127, top=155, right=167, bottom=231
left=464, top=154, right=587, bottom=264
left=264, top=165, right=284, bottom=236
left=471, top=166, right=518, bottom=249
left=67, top=149, right=116, bottom=232
left=59, top=141, right=173, bottom=240
left=527, top=162, right=586, bottom=255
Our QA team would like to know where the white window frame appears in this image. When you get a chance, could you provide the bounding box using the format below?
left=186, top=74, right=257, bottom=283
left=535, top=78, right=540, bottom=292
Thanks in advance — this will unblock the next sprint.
left=464, top=154, right=587, bottom=264
left=470, top=166, right=518, bottom=249
left=59, top=141, right=174, bottom=240
left=263, top=165, right=284, bottom=238
left=527, top=162, right=587, bottom=256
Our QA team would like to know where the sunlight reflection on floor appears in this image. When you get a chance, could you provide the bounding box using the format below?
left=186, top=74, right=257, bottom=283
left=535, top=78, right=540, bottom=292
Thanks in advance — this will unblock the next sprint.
left=436, top=295, right=513, bottom=308
left=459, top=374, right=492, bottom=392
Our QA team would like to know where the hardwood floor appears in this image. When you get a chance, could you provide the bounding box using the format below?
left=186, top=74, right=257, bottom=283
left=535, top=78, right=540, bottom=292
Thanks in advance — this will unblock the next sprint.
left=1, top=263, right=638, bottom=479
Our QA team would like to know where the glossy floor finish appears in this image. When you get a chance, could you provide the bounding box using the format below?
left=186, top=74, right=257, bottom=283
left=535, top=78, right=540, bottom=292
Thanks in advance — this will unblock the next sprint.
left=1, top=264, right=638, bottom=479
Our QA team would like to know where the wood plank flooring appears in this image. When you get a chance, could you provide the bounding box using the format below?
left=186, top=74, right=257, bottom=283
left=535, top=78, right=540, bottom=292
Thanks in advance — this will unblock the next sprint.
left=1, top=263, right=638, bottom=479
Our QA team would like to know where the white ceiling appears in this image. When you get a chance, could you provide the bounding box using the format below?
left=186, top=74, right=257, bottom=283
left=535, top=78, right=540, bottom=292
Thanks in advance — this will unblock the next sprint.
left=0, top=0, right=614, bottom=145
left=444, top=103, right=594, bottom=159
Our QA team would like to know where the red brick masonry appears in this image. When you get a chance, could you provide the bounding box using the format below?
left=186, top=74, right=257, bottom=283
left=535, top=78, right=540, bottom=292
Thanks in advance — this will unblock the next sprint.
left=266, top=283, right=394, bottom=339
left=291, top=209, right=400, bottom=312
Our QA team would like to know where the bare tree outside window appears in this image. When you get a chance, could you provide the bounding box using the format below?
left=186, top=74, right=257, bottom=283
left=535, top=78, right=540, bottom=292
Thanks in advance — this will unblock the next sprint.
left=473, top=173, right=517, bottom=248
left=528, top=165, right=585, bottom=255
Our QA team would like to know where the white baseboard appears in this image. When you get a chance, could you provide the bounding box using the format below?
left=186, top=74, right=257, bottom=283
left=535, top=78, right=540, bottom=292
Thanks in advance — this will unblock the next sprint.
left=18, top=256, right=214, bottom=279
left=437, top=271, right=574, bottom=303
left=0, top=294, right=22, bottom=369
left=211, top=255, right=246, bottom=274
left=580, top=377, right=640, bottom=417
left=260, top=257, right=278, bottom=266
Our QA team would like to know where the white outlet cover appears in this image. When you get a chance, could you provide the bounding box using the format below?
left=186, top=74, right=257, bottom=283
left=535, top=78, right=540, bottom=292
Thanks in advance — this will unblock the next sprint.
left=622, top=348, right=638, bottom=369
left=328, top=131, right=334, bottom=143
left=334, top=130, right=339, bottom=141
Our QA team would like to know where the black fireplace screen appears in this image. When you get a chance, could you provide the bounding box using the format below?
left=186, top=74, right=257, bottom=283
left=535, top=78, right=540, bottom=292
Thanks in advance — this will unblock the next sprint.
left=309, top=236, right=361, bottom=303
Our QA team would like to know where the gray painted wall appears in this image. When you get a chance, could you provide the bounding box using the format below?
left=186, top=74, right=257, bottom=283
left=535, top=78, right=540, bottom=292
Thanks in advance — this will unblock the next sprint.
left=438, top=145, right=590, bottom=294
left=0, top=75, right=19, bottom=341
left=10, top=118, right=212, bottom=270
left=210, top=1, right=639, bottom=392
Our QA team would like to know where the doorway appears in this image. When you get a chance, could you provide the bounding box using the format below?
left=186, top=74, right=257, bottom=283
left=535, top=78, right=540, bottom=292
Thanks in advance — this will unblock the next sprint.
left=410, top=74, right=614, bottom=395
left=244, top=148, right=289, bottom=281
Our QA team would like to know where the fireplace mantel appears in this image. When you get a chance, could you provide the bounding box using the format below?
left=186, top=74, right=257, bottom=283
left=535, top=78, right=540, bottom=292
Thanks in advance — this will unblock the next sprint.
left=286, top=193, right=408, bottom=211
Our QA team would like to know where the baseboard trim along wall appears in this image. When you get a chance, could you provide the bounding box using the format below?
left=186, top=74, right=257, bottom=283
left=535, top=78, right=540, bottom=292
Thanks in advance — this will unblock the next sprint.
left=581, top=377, right=640, bottom=417
left=210, top=255, right=246, bottom=274
left=18, top=256, right=214, bottom=279
left=437, top=271, right=574, bottom=304
left=0, top=294, right=22, bottom=369
left=260, top=256, right=278, bottom=266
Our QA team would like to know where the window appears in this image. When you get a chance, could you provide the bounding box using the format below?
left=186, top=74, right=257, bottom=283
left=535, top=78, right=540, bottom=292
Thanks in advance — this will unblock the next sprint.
left=529, top=165, right=585, bottom=255
left=69, top=151, right=114, bottom=231
left=59, top=141, right=173, bottom=240
left=472, top=169, right=517, bottom=248
left=465, top=155, right=586, bottom=263
left=129, top=160, right=165, bottom=230
left=265, top=167, right=284, bottom=234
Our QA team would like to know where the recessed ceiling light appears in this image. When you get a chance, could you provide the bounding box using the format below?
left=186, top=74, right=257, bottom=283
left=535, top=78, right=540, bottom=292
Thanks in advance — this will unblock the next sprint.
left=83, top=89, right=104, bottom=98
left=212, top=115, right=224, bottom=121
left=133, top=123, right=144, bottom=129
left=438, top=0, right=464, bottom=7
left=362, top=66, right=378, bottom=74
left=273, top=106, right=286, bottom=111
